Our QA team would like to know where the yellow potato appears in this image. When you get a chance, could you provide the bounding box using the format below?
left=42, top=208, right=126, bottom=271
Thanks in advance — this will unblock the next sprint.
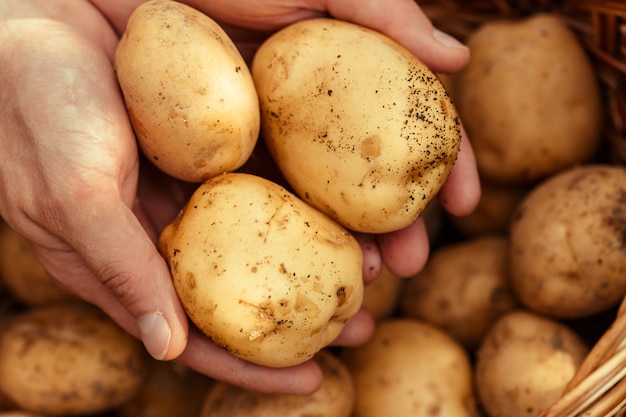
left=475, top=310, right=588, bottom=417
left=200, top=350, right=355, bottom=417
left=252, top=18, right=461, bottom=233
left=452, top=13, right=602, bottom=185
left=509, top=164, right=626, bottom=319
left=0, top=304, right=148, bottom=416
left=400, top=235, right=519, bottom=349
left=114, top=0, right=259, bottom=182
left=342, top=318, right=480, bottom=417
left=159, top=173, right=363, bottom=367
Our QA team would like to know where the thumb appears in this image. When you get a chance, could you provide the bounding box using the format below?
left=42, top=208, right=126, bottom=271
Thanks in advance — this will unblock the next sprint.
left=53, top=198, right=189, bottom=362
left=327, top=0, right=470, bottom=73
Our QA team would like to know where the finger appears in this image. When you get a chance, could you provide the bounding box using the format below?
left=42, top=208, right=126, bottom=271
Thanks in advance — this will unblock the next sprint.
left=354, top=232, right=382, bottom=284
left=326, top=0, right=470, bottom=73
left=67, top=200, right=189, bottom=362
left=437, top=123, right=481, bottom=216
left=179, top=327, right=325, bottom=395
left=330, top=308, right=375, bottom=346
left=376, top=217, right=429, bottom=278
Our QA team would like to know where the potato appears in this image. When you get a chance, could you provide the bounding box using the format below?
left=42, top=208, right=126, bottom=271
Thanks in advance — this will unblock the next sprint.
left=342, top=318, right=480, bottom=417
left=114, top=0, right=259, bottom=182
left=449, top=179, right=530, bottom=237
left=0, top=303, right=148, bottom=416
left=252, top=18, right=461, bottom=233
left=475, top=310, right=589, bottom=417
left=362, top=265, right=403, bottom=321
left=200, top=349, right=354, bottom=417
left=452, top=13, right=602, bottom=185
left=159, top=173, right=363, bottom=367
left=400, top=235, right=519, bottom=349
left=509, top=164, right=626, bottom=319
left=117, top=359, right=213, bottom=417
left=0, top=221, right=78, bottom=307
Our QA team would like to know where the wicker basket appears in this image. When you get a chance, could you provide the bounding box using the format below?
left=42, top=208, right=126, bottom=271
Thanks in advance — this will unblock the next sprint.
left=420, top=2, right=626, bottom=416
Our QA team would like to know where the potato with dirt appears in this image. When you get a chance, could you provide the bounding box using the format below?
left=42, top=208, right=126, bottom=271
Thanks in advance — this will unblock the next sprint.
left=159, top=173, right=363, bottom=367
left=252, top=18, right=461, bottom=233
left=114, top=0, right=259, bottom=182
left=475, top=310, right=589, bottom=417
left=0, top=303, right=148, bottom=416
left=509, top=164, right=626, bottom=319
left=401, top=235, right=519, bottom=348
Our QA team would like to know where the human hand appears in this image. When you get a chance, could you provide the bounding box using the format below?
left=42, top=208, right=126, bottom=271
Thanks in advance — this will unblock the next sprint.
left=0, top=0, right=479, bottom=395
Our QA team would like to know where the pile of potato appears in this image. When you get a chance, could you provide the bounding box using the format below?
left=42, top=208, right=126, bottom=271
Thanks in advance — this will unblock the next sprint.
left=1, top=2, right=625, bottom=416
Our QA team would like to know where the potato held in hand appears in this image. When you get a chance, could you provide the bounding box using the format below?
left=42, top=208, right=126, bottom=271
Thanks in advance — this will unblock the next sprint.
left=159, top=173, right=364, bottom=367
left=252, top=18, right=461, bottom=233
left=114, top=0, right=259, bottom=182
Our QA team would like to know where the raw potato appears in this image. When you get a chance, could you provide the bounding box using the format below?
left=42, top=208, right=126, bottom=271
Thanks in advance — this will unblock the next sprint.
left=114, top=0, right=259, bottom=182
left=475, top=310, right=589, bottom=417
left=0, top=303, right=148, bottom=416
left=200, top=350, right=355, bottom=417
left=117, top=359, right=213, bottom=417
left=452, top=13, right=602, bottom=185
left=342, top=318, right=480, bottom=417
left=509, top=164, right=626, bottom=319
left=159, top=173, right=364, bottom=367
left=400, top=235, right=519, bottom=348
left=0, top=221, right=77, bottom=306
left=252, top=18, right=461, bottom=233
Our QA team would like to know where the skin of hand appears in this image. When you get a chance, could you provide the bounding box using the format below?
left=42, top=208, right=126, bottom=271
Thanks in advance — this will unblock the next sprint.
left=0, top=0, right=480, bottom=394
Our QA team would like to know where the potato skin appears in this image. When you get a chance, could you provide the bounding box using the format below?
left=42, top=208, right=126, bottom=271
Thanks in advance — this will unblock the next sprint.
left=0, top=304, right=148, bottom=416
left=252, top=18, right=461, bottom=233
left=200, top=350, right=355, bottom=417
left=159, top=173, right=363, bottom=367
left=342, top=318, right=479, bottom=417
left=452, top=13, right=602, bottom=185
left=475, top=310, right=588, bottom=417
left=400, top=235, right=519, bottom=349
left=509, top=164, right=626, bottom=319
left=114, top=0, right=259, bottom=182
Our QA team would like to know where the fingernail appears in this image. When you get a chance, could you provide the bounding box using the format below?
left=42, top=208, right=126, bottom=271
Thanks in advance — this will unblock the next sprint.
left=433, top=28, right=468, bottom=50
left=138, top=311, right=171, bottom=360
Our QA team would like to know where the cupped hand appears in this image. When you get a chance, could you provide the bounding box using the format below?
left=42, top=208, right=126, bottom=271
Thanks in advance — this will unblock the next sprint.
left=0, top=0, right=479, bottom=395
